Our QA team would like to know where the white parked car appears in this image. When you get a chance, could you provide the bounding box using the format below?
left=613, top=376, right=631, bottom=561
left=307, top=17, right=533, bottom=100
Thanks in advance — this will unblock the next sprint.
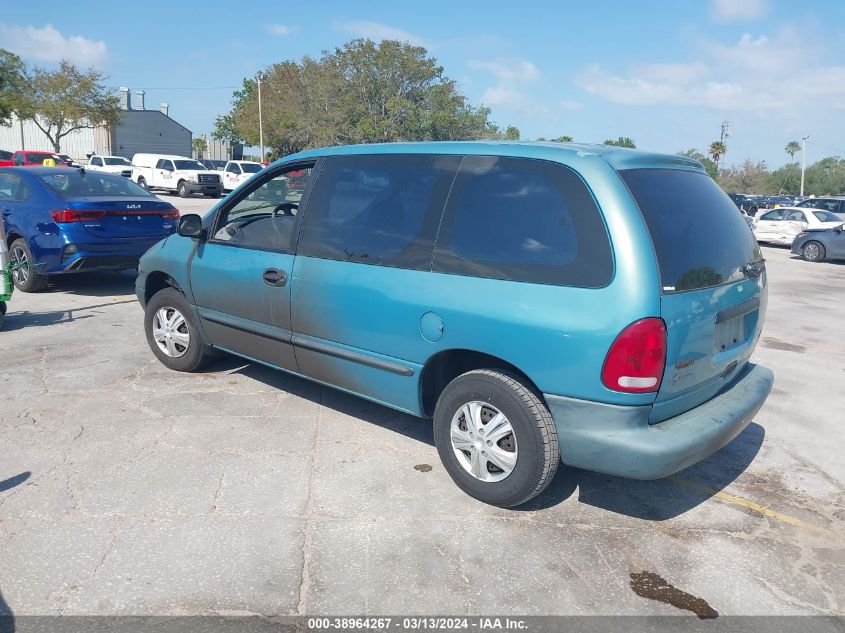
left=221, top=160, right=263, bottom=191
left=87, top=155, right=133, bottom=177
left=754, top=207, right=844, bottom=245
left=131, top=153, right=222, bottom=198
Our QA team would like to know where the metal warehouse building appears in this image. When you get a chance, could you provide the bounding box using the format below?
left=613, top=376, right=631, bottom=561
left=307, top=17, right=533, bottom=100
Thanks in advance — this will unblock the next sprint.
left=0, top=88, right=192, bottom=162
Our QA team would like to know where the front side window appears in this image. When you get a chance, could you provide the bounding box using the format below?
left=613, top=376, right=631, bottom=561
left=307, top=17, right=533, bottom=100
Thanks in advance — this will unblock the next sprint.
left=90, top=157, right=102, bottom=166
left=298, top=154, right=461, bottom=270
left=211, top=163, right=315, bottom=252
left=433, top=156, right=613, bottom=287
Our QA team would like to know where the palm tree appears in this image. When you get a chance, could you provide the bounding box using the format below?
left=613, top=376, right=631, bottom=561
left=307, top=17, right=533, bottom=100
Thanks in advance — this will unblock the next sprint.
left=785, top=140, right=800, bottom=162
left=708, top=141, right=727, bottom=169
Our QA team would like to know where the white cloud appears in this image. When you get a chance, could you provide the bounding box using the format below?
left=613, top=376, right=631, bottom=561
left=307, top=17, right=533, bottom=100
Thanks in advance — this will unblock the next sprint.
left=265, top=24, right=294, bottom=36
left=576, top=30, right=845, bottom=113
left=711, top=0, right=768, bottom=22
left=467, top=59, right=539, bottom=83
left=0, top=23, right=107, bottom=67
left=338, top=21, right=429, bottom=47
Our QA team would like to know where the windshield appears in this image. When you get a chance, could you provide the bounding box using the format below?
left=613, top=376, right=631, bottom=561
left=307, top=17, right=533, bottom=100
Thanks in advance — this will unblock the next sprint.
left=813, top=210, right=842, bottom=222
left=173, top=160, right=206, bottom=170
left=104, top=157, right=131, bottom=166
left=241, top=163, right=262, bottom=174
left=622, top=169, right=761, bottom=293
left=39, top=172, right=153, bottom=197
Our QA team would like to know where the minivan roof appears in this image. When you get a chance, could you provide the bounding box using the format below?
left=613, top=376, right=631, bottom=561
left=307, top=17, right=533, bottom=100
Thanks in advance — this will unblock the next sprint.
left=281, top=141, right=705, bottom=172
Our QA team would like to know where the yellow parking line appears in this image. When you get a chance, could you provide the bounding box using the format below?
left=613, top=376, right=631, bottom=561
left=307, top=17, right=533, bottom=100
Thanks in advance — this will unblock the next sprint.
left=670, top=478, right=837, bottom=537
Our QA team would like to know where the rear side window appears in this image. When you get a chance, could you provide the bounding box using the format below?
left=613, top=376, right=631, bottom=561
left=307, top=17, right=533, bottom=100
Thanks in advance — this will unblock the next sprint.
left=622, top=169, right=761, bottom=293
left=298, top=154, right=461, bottom=270
left=433, top=156, right=613, bottom=287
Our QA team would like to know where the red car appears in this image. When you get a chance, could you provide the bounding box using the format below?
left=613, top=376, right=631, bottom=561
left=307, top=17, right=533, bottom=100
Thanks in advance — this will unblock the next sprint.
left=9, top=150, right=74, bottom=167
left=0, top=150, right=12, bottom=167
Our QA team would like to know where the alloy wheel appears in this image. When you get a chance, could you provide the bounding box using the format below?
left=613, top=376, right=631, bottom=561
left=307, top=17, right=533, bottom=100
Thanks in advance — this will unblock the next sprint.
left=10, top=246, right=29, bottom=285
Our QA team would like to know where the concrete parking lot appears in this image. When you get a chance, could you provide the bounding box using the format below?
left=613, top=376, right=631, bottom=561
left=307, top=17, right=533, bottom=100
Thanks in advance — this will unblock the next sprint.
left=0, top=195, right=843, bottom=617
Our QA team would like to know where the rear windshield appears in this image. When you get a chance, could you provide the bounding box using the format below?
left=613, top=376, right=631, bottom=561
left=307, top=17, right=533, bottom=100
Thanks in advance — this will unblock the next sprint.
left=813, top=210, right=842, bottom=222
left=621, top=169, right=761, bottom=293
left=39, top=172, right=153, bottom=198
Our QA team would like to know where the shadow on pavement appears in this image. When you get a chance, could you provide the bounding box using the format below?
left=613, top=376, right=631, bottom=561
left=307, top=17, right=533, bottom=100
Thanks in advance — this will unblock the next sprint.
left=0, top=472, right=30, bottom=493
left=212, top=355, right=764, bottom=519
left=42, top=270, right=138, bottom=298
left=0, top=299, right=137, bottom=332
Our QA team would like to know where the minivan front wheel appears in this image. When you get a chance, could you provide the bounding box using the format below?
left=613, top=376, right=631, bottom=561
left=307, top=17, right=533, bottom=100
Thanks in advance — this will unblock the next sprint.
left=144, top=288, right=212, bottom=372
left=433, top=369, right=559, bottom=507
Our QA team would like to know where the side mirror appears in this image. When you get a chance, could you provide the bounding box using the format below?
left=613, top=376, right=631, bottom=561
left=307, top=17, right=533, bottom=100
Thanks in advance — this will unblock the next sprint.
left=177, top=214, right=204, bottom=239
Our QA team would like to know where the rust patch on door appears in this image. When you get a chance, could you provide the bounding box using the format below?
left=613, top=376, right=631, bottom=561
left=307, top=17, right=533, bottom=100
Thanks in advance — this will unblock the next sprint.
left=629, top=571, right=719, bottom=619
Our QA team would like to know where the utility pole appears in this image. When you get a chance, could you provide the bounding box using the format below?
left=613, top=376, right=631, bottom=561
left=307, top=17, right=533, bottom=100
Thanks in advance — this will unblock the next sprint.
left=257, top=72, right=264, bottom=163
left=800, top=135, right=809, bottom=197
left=720, top=120, right=732, bottom=145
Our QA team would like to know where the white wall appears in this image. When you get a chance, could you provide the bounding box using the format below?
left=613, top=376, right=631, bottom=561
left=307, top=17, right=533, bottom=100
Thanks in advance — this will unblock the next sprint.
left=0, top=114, right=105, bottom=161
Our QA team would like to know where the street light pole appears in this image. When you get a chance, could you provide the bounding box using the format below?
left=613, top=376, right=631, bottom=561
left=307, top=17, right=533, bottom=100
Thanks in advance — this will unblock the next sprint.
left=257, top=73, right=264, bottom=163
left=800, top=135, right=809, bottom=197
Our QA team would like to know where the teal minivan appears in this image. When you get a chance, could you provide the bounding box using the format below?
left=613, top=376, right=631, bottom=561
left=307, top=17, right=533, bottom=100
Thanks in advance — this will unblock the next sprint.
left=136, top=142, right=773, bottom=507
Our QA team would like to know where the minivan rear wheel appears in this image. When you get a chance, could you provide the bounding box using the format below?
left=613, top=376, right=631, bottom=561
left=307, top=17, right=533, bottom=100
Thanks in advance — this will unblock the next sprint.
left=433, top=369, right=559, bottom=507
left=802, top=241, right=825, bottom=262
left=144, top=288, right=212, bottom=372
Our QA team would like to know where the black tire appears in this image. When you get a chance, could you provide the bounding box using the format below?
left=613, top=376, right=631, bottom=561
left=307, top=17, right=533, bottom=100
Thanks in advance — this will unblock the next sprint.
left=137, top=177, right=147, bottom=189
left=433, top=369, right=559, bottom=507
left=9, top=238, right=48, bottom=292
left=802, top=241, right=825, bottom=262
left=144, top=288, right=212, bottom=372
left=177, top=181, right=190, bottom=198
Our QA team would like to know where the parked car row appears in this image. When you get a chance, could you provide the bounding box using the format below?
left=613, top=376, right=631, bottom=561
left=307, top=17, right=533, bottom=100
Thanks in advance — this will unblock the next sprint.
left=0, top=151, right=268, bottom=199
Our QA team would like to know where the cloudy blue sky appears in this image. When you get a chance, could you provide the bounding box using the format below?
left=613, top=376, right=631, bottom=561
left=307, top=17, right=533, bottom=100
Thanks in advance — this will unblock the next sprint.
left=2, top=0, right=844, bottom=167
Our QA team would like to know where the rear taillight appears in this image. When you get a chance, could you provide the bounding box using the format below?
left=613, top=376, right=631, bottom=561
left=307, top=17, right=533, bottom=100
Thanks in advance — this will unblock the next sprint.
left=50, top=209, right=180, bottom=222
left=602, top=318, right=667, bottom=393
left=50, top=209, right=106, bottom=223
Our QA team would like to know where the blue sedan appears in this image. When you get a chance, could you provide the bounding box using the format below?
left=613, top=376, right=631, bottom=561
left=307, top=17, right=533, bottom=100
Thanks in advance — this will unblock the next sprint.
left=0, top=167, right=178, bottom=292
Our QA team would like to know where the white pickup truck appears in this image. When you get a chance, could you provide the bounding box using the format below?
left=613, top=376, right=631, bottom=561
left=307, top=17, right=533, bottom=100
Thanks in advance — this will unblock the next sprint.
left=87, top=155, right=133, bottom=177
left=220, top=160, right=264, bottom=191
left=131, top=153, right=223, bottom=198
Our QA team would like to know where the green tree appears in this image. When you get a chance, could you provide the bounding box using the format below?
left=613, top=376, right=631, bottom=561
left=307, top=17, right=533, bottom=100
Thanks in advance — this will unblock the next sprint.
left=216, top=39, right=515, bottom=157
left=16, top=60, right=121, bottom=153
left=803, top=156, right=845, bottom=196
left=764, top=163, right=800, bottom=195
left=678, top=148, right=718, bottom=180
left=603, top=136, right=636, bottom=148
left=708, top=141, right=727, bottom=169
left=192, top=137, right=207, bottom=157
left=0, top=49, right=28, bottom=126
left=552, top=135, right=573, bottom=142
left=784, top=140, right=800, bottom=162
left=718, top=159, right=769, bottom=193
left=503, top=126, right=520, bottom=140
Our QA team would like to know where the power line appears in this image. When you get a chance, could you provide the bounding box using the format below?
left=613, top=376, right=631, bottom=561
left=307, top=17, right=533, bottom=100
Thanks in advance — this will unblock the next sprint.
left=139, top=86, right=239, bottom=90
left=806, top=141, right=845, bottom=156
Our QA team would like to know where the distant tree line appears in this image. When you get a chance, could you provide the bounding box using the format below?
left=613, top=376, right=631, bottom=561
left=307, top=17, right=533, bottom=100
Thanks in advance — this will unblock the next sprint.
left=214, top=39, right=519, bottom=156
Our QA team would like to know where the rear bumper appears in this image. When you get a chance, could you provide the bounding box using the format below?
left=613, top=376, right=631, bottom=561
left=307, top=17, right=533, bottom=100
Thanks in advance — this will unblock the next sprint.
left=545, top=363, right=774, bottom=480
